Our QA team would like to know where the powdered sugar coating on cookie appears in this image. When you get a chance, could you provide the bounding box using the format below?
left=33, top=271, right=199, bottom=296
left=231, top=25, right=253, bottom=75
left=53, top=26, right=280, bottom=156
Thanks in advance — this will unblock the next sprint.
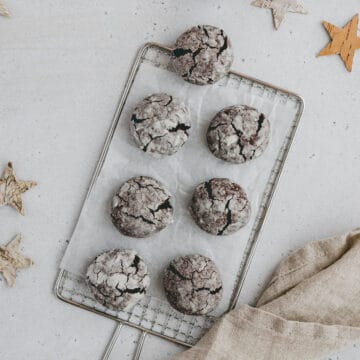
left=111, top=176, right=174, bottom=238
left=190, top=178, right=251, bottom=236
left=171, top=25, right=234, bottom=85
left=207, top=105, right=270, bottom=164
left=163, top=254, right=223, bottom=315
left=86, top=249, right=150, bottom=311
left=130, top=93, right=191, bottom=157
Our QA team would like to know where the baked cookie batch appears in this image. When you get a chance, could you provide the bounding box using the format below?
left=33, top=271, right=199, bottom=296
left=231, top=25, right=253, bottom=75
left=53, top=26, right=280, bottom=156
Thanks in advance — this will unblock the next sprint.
left=86, top=25, right=271, bottom=315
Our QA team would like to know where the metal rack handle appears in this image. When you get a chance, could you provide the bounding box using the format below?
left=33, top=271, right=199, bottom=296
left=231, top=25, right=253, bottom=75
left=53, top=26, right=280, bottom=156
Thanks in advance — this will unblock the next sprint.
left=102, top=323, right=147, bottom=360
left=134, top=331, right=147, bottom=360
left=102, top=323, right=124, bottom=360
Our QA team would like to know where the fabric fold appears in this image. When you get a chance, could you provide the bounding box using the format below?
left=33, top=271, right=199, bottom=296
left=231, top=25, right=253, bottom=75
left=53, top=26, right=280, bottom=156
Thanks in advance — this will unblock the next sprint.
left=173, top=228, right=360, bottom=360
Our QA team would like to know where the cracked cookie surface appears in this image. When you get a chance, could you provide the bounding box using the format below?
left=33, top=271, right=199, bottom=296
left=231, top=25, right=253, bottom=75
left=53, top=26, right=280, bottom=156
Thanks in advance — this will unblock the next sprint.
left=190, top=178, right=251, bottom=235
left=86, top=249, right=150, bottom=311
left=163, top=254, right=223, bottom=315
left=111, top=176, right=174, bottom=238
left=207, top=105, right=270, bottom=164
left=130, top=93, right=191, bottom=157
left=171, top=25, right=234, bottom=85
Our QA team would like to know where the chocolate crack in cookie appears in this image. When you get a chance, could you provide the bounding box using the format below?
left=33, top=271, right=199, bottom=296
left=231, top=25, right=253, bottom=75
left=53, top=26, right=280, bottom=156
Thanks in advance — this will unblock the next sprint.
left=111, top=176, right=174, bottom=238
left=163, top=254, right=223, bottom=315
left=190, top=178, right=251, bottom=236
left=171, top=25, right=234, bottom=85
left=86, top=249, right=150, bottom=311
left=207, top=105, right=270, bottom=164
left=130, top=93, right=191, bottom=157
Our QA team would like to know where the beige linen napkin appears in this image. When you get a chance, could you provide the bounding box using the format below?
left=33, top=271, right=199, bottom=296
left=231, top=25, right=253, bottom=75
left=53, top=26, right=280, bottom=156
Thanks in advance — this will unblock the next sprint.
left=173, top=228, right=360, bottom=360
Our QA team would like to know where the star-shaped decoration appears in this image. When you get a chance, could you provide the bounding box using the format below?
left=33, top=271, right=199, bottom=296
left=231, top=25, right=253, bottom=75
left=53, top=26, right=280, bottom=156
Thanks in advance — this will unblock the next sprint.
left=0, top=0, right=9, bottom=17
left=318, top=14, right=360, bottom=72
left=0, top=234, right=33, bottom=287
left=252, top=0, right=307, bottom=30
left=0, top=162, right=37, bottom=215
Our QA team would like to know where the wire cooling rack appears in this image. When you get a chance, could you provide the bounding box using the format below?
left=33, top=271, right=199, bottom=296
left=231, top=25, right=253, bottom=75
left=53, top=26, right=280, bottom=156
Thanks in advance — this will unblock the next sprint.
left=55, top=42, right=304, bottom=359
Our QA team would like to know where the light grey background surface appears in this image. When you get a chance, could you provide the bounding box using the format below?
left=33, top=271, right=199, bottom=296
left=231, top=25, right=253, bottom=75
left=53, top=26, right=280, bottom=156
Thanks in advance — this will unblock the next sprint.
left=1, top=1, right=360, bottom=359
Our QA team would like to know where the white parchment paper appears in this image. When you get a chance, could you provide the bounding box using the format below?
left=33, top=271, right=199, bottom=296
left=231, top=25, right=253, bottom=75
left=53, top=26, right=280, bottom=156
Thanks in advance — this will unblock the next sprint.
left=61, top=59, right=298, bottom=316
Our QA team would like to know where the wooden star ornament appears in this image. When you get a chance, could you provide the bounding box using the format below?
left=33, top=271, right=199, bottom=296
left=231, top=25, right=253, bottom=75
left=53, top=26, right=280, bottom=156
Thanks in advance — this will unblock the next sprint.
left=318, top=14, right=360, bottom=72
left=0, top=162, right=37, bottom=215
left=0, top=0, right=10, bottom=17
left=0, top=234, right=34, bottom=287
left=252, top=0, right=307, bottom=30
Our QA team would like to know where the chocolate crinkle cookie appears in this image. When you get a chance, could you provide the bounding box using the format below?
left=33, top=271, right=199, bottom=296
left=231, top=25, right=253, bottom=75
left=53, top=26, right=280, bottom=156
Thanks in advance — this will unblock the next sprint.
left=207, top=105, right=270, bottom=164
left=171, top=25, right=234, bottom=85
left=86, top=249, right=150, bottom=311
left=130, top=93, right=191, bottom=157
left=190, top=178, right=251, bottom=236
left=163, top=254, right=223, bottom=315
left=111, top=176, right=174, bottom=238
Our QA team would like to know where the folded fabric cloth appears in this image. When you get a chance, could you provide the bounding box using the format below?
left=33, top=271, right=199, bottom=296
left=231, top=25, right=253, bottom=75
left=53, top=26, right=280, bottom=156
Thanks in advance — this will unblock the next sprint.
left=173, top=228, right=360, bottom=360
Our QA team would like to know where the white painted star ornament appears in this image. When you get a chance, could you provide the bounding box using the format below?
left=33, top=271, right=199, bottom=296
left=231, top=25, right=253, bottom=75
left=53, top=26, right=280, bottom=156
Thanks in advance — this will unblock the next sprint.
left=252, top=0, right=308, bottom=30
left=0, top=0, right=9, bottom=17
left=0, top=234, right=34, bottom=287
left=0, top=162, right=37, bottom=215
